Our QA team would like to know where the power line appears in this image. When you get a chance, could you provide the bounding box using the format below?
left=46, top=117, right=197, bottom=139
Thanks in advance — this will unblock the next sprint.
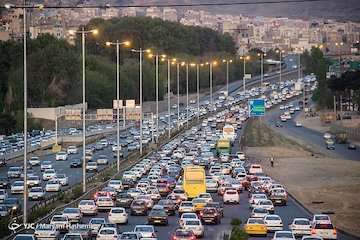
left=2, top=0, right=329, bottom=9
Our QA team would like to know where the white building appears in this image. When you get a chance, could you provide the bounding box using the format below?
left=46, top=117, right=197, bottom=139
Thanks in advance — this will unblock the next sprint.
left=163, top=8, right=177, bottom=22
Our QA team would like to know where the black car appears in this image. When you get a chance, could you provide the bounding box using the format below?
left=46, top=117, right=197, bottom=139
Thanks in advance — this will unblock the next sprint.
left=0, top=157, right=6, bottom=167
left=3, top=198, right=21, bottom=214
left=122, top=178, right=136, bottom=189
left=0, top=177, right=9, bottom=188
left=70, top=159, right=82, bottom=168
left=206, top=202, right=224, bottom=217
left=147, top=206, right=168, bottom=225
left=348, top=143, right=357, bottom=150
left=116, top=192, right=133, bottom=208
left=199, top=207, right=221, bottom=224
left=275, top=121, right=283, bottom=127
left=157, top=199, right=176, bottom=216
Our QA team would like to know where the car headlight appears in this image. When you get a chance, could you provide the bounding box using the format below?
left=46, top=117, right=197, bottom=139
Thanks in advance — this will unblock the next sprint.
left=12, top=206, right=17, bottom=210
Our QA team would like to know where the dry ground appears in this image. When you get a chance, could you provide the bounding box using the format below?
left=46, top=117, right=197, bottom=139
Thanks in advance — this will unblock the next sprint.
left=244, top=119, right=360, bottom=237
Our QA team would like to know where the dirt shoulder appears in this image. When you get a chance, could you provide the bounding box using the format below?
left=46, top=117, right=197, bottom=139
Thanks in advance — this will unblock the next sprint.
left=243, top=119, right=360, bottom=237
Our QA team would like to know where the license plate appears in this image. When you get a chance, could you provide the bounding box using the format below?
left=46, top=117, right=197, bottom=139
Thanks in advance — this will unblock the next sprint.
left=154, top=220, right=161, bottom=223
left=276, top=200, right=281, bottom=203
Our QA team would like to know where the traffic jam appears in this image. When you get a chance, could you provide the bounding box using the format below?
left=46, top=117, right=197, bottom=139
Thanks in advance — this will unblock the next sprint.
left=7, top=77, right=338, bottom=240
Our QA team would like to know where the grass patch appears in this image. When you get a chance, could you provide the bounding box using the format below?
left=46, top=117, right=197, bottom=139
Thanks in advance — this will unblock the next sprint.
left=244, top=118, right=295, bottom=147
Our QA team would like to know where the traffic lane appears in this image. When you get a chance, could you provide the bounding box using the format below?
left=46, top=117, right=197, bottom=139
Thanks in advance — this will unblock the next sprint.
left=264, top=105, right=360, bottom=161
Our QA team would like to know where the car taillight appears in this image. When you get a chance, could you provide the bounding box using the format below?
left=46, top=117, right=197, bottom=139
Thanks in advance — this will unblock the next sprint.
left=190, top=236, right=196, bottom=240
left=311, top=229, right=316, bottom=235
left=333, top=228, right=337, bottom=235
left=171, top=236, right=177, bottom=240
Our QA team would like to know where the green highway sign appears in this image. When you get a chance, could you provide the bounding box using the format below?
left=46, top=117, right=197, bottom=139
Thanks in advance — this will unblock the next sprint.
left=249, top=99, right=265, bottom=117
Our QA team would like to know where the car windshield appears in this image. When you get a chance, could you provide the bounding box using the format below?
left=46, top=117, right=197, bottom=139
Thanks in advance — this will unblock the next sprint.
left=294, top=219, right=310, bottom=225
left=14, top=236, right=34, bottom=240
left=135, top=226, right=153, bottom=232
left=248, top=219, right=264, bottom=224
left=314, top=223, right=334, bottom=229
left=64, top=235, right=82, bottom=240
left=90, top=219, right=105, bottom=224
left=64, top=208, right=79, bottom=213
left=120, top=233, right=138, bottom=239
left=276, top=232, right=293, bottom=238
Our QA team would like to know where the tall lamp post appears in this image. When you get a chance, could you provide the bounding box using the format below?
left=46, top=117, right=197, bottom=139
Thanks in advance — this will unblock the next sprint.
left=240, top=55, right=250, bottom=92
left=148, top=53, right=166, bottom=142
left=222, top=59, right=233, bottom=96
left=206, top=61, right=217, bottom=106
left=105, top=40, right=130, bottom=172
left=69, top=27, right=98, bottom=193
left=257, top=52, right=266, bottom=86
left=335, top=42, right=344, bottom=74
left=276, top=49, right=285, bottom=85
left=131, top=48, right=151, bottom=155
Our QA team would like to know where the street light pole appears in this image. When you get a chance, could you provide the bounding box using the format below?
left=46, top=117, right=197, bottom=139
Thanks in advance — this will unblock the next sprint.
left=167, top=59, right=171, bottom=138
left=177, top=62, right=180, bottom=130
left=186, top=63, right=189, bottom=127
left=23, top=4, right=28, bottom=224
left=210, top=62, right=213, bottom=106
left=155, top=54, right=159, bottom=142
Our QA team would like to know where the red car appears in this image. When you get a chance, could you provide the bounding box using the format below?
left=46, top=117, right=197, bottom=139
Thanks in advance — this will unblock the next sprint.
left=171, top=229, right=196, bottom=240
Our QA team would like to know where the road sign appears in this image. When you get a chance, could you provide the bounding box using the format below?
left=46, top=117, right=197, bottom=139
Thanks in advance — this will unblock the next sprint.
left=244, top=74, right=252, bottom=80
left=113, top=100, right=124, bottom=109
left=64, top=109, right=81, bottom=120
left=249, top=99, right=265, bottom=117
left=97, top=109, right=113, bottom=121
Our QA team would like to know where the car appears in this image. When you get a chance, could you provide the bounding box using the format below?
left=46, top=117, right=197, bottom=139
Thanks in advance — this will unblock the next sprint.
left=312, top=214, right=332, bottom=224
left=179, top=212, right=199, bottom=227
left=198, top=192, right=213, bottom=203
left=134, top=225, right=157, bottom=239
left=0, top=189, right=7, bottom=202
left=264, top=214, right=283, bottom=231
left=223, top=189, right=240, bottom=204
left=27, top=175, right=41, bottom=187
left=41, top=160, right=53, bottom=171
left=115, top=192, right=133, bottom=208
left=199, top=207, right=221, bottom=224
left=45, top=179, right=61, bottom=192
left=50, top=214, right=69, bottom=232
left=43, top=169, right=56, bottom=180
left=62, top=233, right=84, bottom=240
left=348, top=142, right=357, bottom=150
left=119, top=232, right=140, bottom=240
left=7, top=166, right=22, bottom=178
left=256, top=199, right=275, bottom=213
left=244, top=218, right=267, bottom=236
left=86, top=162, right=98, bottom=172
left=301, top=237, right=323, bottom=240
left=251, top=207, right=269, bottom=218
left=96, top=196, right=114, bottom=211
left=0, top=177, right=9, bottom=188
left=206, top=201, right=224, bottom=217
left=62, top=207, right=82, bottom=223
left=13, top=234, right=36, bottom=240
left=78, top=200, right=98, bottom=215
left=311, top=222, right=337, bottom=239
left=55, top=151, right=68, bottom=161
left=34, top=224, right=60, bottom=240
left=108, top=180, right=123, bottom=191
left=170, top=229, right=196, bottom=240
left=3, top=197, right=21, bottom=214
left=323, top=132, right=332, bottom=139
left=289, top=218, right=311, bottom=236
left=130, top=199, right=148, bottom=215
left=96, top=227, right=119, bottom=240
left=249, top=164, right=263, bottom=175
left=275, top=121, right=283, bottom=127
left=326, top=143, right=335, bottom=150
left=147, top=205, right=168, bottom=225
left=55, top=174, right=68, bottom=186
left=108, top=207, right=128, bottom=224
left=89, top=218, right=106, bottom=236
left=70, top=159, right=82, bottom=168
left=67, top=146, right=78, bottom=154
left=192, top=197, right=207, bottom=212
left=272, top=230, right=295, bottom=239
left=295, top=122, right=302, bottom=127
left=28, top=187, right=45, bottom=200
left=96, top=155, right=109, bottom=165
left=182, top=219, right=204, bottom=237
left=179, top=201, right=195, bottom=214
left=29, top=156, right=41, bottom=166
left=157, top=199, right=176, bottom=216
left=11, top=180, right=24, bottom=194
left=0, top=205, right=8, bottom=217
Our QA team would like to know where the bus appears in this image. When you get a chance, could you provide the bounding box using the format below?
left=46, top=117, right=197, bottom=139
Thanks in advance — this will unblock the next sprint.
left=183, top=166, right=206, bottom=199
left=216, top=138, right=231, bottom=155
left=222, top=124, right=236, bottom=142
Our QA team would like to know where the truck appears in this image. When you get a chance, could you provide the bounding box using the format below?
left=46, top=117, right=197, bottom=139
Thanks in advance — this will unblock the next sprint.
left=222, top=125, right=236, bottom=142
left=216, top=138, right=231, bottom=155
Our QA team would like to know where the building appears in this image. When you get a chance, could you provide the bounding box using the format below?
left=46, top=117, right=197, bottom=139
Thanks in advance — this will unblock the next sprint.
left=145, top=7, right=162, bottom=19
left=163, top=8, right=177, bottom=22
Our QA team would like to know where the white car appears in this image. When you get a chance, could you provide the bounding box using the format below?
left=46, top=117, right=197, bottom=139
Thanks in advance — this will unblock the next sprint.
left=179, top=212, right=199, bottom=226
left=28, top=187, right=45, bottom=200
left=236, top=151, right=246, bottom=160
left=249, top=164, right=263, bottom=175
left=96, top=227, right=118, bottom=240
left=251, top=207, right=269, bottom=218
left=27, top=175, right=41, bottom=187
left=89, top=218, right=106, bottom=235
left=86, top=162, right=98, bottom=172
left=295, top=121, right=302, bottom=127
left=323, top=133, right=332, bottom=140
left=78, top=200, right=98, bottom=215
left=182, top=219, right=204, bottom=237
left=45, top=179, right=61, bottom=192
left=134, top=225, right=156, bottom=239
left=43, top=169, right=56, bottom=180
left=311, top=222, right=337, bottom=239
left=96, top=196, right=114, bottom=210
left=198, top=193, right=213, bottom=203
left=0, top=189, right=7, bottom=202
left=256, top=199, right=275, bottom=213
left=29, top=156, right=41, bottom=166
left=62, top=207, right=82, bottom=223
left=312, top=214, right=332, bottom=225
left=264, top=214, right=283, bottom=231
left=11, top=180, right=24, bottom=194
left=34, top=224, right=59, bottom=239
left=206, top=179, right=218, bottom=192
left=272, top=230, right=295, bottom=240
left=55, top=174, right=68, bottom=186
left=50, top=214, right=69, bottom=230
left=55, top=151, right=68, bottom=161
left=40, top=160, right=53, bottom=171
left=108, top=180, right=123, bottom=191
left=289, top=218, right=311, bottom=236
left=223, top=189, right=240, bottom=204
left=96, top=155, right=109, bottom=165
left=67, top=146, right=78, bottom=154
left=108, top=207, right=128, bottom=224
left=249, top=193, right=268, bottom=208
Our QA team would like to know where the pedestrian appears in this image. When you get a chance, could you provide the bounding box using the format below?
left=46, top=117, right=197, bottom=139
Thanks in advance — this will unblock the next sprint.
left=270, top=157, right=274, bottom=167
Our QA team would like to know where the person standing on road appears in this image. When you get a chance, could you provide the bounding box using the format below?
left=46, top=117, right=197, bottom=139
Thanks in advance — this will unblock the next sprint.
left=270, top=157, right=274, bottom=167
